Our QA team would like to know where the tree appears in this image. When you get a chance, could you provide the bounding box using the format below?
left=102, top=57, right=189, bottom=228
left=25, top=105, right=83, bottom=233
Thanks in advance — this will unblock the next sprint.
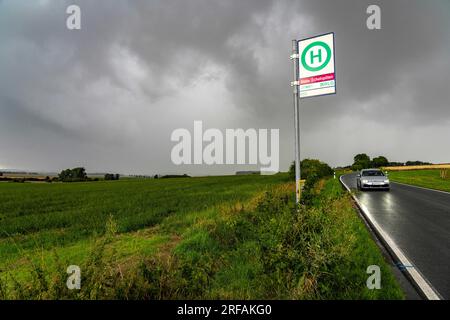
left=386, top=162, right=404, bottom=167
left=405, top=161, right=431, bottom=166
left=72, top=167, right=87, bottom=180
left=104, top=173, right=120, bottom=181
left=372, top=156, right=389, bottom=168
left=59, top=167, right=88, bottom=182
left=352, top=153, right=371, bottom=171
left=354, top=153, right=370, bottom=163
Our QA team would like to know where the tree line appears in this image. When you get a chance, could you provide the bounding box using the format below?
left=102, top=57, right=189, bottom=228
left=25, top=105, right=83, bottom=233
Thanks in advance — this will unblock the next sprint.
left=58, top=167, right=120, bottom=182
left=350, top=154, right=431, bottom=171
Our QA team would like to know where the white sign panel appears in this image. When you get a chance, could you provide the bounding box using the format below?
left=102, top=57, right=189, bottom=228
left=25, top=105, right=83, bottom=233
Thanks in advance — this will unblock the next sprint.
left=298, top=32, right=336, bottom=98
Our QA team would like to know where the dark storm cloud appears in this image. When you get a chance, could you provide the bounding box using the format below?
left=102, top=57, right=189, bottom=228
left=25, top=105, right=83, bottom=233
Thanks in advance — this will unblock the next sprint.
left=0, top=0, right=449, bottom=173
left=298, top=0, right=450, bottom=125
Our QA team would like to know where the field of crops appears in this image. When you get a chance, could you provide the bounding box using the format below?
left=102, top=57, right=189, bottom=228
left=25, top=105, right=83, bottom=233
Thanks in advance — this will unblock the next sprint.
left=0, top=175, right=288, bottom=262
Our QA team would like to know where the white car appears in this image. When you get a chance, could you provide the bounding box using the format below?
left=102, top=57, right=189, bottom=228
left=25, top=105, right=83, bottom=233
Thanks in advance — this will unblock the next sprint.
left=357, top=169, right=390, bottom=191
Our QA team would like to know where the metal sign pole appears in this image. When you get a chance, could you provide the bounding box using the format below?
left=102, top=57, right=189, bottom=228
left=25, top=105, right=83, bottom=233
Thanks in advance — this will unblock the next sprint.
left=291, top=33, right=335, bottom=204
left=291, top=40, right=301, bottom=204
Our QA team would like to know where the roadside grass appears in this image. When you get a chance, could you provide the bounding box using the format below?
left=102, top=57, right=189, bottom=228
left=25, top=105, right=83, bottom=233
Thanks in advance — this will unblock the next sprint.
left=387, top=169, right=450, bottom=193
left=0, top=176, right=404, bottom=299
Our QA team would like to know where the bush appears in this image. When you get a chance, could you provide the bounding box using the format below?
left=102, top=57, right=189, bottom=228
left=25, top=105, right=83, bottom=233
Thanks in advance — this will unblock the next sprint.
left=288, top=159, right=333, bottom=181
left=300, top=173, right=319, bottom=206
left=288, top=159, right=333, bottom=206
left=104, top=174, right=120, bottom=181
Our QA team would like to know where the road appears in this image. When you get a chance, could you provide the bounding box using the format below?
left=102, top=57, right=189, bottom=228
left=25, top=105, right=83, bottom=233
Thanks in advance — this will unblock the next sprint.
left=341, top=173, right=450, bottom=299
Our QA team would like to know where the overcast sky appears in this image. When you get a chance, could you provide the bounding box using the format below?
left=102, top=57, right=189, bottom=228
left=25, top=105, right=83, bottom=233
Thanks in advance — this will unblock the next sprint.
left=1, top=0, right=449, bottom=175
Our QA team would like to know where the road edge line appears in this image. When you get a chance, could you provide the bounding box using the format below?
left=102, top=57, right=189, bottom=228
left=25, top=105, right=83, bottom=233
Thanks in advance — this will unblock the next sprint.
left=391, top=181, right=450, bottom=195
left=339, top=175, right=442, bottom=300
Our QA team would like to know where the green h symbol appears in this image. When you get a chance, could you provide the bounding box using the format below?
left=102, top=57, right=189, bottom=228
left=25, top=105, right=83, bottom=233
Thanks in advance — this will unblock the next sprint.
left=310, top=48, right=322, bottom=64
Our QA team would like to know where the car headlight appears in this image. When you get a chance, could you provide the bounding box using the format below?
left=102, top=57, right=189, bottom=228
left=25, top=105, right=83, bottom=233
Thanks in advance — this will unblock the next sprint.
left=362, top=179, right=369, bottom=183
left=384, top=179, right=390, bottom=183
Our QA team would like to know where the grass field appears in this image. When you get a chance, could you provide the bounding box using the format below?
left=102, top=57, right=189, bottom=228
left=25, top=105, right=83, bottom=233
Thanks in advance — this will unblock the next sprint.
left=388, top=169, right=450, bottom=193
left=0, top=174, right=403, bottom=299
left=0, top=175, right=287, bottom=263
left=384, top=164, right=450, bottom=171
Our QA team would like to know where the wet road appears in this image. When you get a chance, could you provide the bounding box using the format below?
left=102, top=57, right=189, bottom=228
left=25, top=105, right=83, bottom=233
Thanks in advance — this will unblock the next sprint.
left=341, top=173, right=450, bottom=299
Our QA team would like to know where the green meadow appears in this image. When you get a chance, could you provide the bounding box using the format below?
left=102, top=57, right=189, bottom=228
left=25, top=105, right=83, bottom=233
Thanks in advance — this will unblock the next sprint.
left=388, top=169, right=450, bottom=193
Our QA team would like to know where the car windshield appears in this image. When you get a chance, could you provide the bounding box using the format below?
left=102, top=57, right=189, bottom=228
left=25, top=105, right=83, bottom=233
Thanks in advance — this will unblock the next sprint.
left=362, top=170, right=384, bottom=177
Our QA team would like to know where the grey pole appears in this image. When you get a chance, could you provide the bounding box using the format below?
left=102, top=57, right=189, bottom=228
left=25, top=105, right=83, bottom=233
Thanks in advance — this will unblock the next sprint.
left=291, top=40, right=301, bottom=204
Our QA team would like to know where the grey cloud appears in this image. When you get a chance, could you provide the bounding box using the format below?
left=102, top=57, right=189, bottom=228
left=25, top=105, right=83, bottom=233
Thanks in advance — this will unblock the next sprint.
left=0, top=0, right=449, bottom=173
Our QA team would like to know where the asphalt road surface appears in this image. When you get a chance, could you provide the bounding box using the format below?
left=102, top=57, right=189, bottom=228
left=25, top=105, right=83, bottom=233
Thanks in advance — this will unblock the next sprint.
left=341, top=173, right=450, bottom=299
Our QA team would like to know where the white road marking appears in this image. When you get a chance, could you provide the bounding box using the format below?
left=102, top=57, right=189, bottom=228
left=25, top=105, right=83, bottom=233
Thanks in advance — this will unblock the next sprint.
left=340, top=175, right=442, bottom=300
